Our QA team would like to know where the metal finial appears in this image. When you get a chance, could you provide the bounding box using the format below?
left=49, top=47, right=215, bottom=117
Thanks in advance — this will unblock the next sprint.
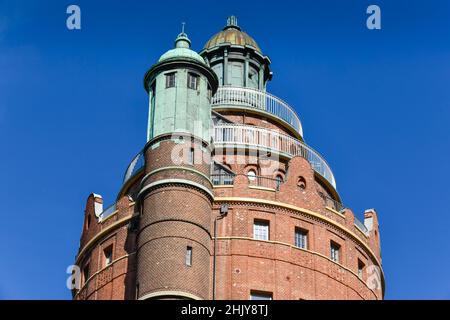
left=227, top=16, right=238, bottom=27
left=181, top=22, right=186, bottom=34
left=224, top=15, right=240, bottom=30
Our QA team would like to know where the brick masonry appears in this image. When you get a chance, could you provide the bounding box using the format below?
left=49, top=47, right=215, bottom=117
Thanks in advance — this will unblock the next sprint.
left=74, top=129, right=384, bottom=300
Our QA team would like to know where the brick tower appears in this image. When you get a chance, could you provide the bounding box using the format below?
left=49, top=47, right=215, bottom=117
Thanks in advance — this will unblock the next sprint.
left=74, top=17, right=384, bottom=300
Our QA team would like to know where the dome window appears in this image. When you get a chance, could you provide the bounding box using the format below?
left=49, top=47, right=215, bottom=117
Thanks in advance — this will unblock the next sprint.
left=165, top=72, right=176, bottom=88
left=187, top=73, right=199, bottom=90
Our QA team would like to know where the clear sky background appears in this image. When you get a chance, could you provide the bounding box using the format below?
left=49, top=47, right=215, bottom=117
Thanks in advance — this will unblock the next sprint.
left=1, top=0, right=449, bottom=299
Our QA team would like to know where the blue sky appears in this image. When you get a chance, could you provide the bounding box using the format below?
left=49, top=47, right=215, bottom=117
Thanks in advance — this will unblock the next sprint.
left=1, top=0, right=449, bottom=299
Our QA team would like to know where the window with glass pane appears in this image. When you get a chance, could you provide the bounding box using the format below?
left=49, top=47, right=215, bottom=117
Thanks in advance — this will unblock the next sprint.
left=227, top=62, right=243, bottom=87
left=186, top=246, right=192, bottom=266
left=295, top=228, right=308, bottom=249
left=250, top=291, right=272, bottom=300
left=358, top=259, right=365, bottom=279
left=187, top=73, right=199, bottom=90
left=187, top=147, right=194, bottom=165
left=165, top=73, right=176, bottom=88
left=253, top=220, right=269, bottom=241
left=330, top=242, right=340, bottom=263
left=275, top=175, right=283, bottom=190
left=104, top=245, right=113, bottom=266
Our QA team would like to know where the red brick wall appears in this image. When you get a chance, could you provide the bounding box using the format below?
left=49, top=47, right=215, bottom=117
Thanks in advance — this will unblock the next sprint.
left=136, top=138, right=214, bottom=300
left=74, top=113, right=384, bottom=300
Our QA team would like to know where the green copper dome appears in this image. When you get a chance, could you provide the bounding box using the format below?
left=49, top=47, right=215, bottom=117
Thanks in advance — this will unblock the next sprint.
left=158, top=32, right=206, bottom=64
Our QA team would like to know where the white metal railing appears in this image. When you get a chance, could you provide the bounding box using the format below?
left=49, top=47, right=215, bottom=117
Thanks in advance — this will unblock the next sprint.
left=354, top=217, right=369, bottom=235
left=98, top=203, right=117, bottom=221
left=211, top=86, right=303, bottom=137
left=319, top=191, right=345, bottom=212
left=123, top=151, right=145, bottom=185
left=211, top=173, right=283, bottom=190
left=213, top=124, right=336, bottom=188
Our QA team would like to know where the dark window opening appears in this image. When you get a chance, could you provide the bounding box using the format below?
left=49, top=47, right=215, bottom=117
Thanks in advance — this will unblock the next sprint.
left=166, top=72, right=176, bottom=88
left=187, top=73, right=199, bottom=90
left=295, top=228, right=308, bottom=249
left=186, top=246, right=193, bottom=266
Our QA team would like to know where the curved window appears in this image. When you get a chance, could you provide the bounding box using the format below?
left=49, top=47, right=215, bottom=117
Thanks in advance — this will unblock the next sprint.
left=228, top=61, right=243, bottom=87
left=248, top=66, right=259, bottom=89
left=212, top=64, right=223, bottom=85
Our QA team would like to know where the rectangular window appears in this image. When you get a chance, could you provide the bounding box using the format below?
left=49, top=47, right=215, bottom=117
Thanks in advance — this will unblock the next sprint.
left=330, top=242, right=340, bottom=263
left=358, top=259, right=365, bottom=279
left=187, top=147, right=194, bottom=165
left=165, top=73, right=176, bottom=88
left=295, top=228, right=308, bottom=249
left=253, top=220, right=269, bottom=241
left=250, top=291, right=273, bottom=300
left=135, top=283, right=140, bottom=300
left=186, top=246, right=193, bottom=266
left=187, top=73, right=199, bottom=90
left=104, top=245, right=113, bottom=266
left=82, top=264, right=90, bottom=285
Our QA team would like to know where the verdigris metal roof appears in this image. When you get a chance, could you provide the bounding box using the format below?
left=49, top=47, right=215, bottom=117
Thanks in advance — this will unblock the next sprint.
left=204, top=16, right=262, bottom=54
left=159, top=32, right=206, bottom=65
left=158, top=47, right=205, bottom=64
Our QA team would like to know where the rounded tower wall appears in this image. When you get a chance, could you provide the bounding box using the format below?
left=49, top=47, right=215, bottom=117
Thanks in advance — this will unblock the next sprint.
left=147, top=68, right=213, bottom=142
left=137, top=138, right=213, bottom=300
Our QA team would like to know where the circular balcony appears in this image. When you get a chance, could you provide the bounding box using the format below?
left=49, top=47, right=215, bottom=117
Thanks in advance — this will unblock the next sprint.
left=123, top=151, right=145, bottom=185
left=211, top=86, right=303, bottom=138
left=213, top=124, right=336, bottom=189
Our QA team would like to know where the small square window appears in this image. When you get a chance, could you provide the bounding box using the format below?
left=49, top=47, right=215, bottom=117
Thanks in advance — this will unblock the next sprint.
left=166, top=73, right=176, bottom=88
left=187, top=73, right=199, bottom=90
left=253, top=220, right=269, bottom=241
left=104, top=245, right=113, bottom=266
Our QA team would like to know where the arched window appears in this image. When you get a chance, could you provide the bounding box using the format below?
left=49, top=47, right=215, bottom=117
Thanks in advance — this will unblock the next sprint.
left=297, top=176, right=306, bottom=190
left=275, top=175, right=283, bottom=190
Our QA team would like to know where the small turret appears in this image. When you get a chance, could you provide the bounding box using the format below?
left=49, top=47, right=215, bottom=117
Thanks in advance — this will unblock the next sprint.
left=144, top=28, right=218, bottom=142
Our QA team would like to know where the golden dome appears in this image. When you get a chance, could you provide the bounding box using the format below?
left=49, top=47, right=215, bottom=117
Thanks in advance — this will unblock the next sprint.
left=204, top=16, right=262, bottom=54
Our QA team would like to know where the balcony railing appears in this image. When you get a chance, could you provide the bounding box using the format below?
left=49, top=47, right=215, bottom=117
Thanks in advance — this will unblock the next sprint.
left=123, top=151, right=145, bottom=185
left=211, top=173, right=282, bottom=191
left=211, top=173, right=235, bottom=186
left=319, top=192, right=345, bottom=212
left=211, top=86, right=303, bottom=137
left=354, top=217, right=369, bottom=235
left=98, top=203, right=117, bottom=221
left=213, top=124, right=336, bottom=189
